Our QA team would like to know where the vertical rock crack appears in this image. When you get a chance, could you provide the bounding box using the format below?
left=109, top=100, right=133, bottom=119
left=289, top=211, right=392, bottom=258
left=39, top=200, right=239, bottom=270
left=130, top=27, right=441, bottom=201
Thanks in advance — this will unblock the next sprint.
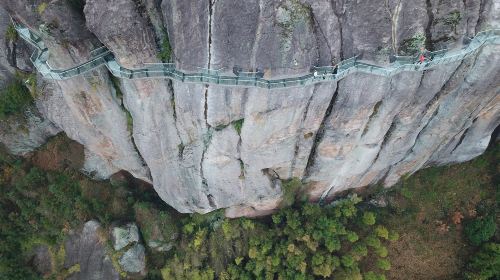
left=303, top=83, right=340, bottom=179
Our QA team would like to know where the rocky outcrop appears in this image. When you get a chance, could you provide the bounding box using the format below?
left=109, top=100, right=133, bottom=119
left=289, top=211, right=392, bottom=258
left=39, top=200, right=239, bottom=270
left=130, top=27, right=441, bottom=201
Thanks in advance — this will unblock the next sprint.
left=31, top=220, right=148, bottom=280
left=0, top=6, right=32, bottom=84
left=134, top=202, right=178, bottom=252
left=0, top=6, right=15, bottom=85
left=1, top=0, right=150, bottom=181
left=0, top=6, right=59, bottom=155
left=111, top=223, right=140, bottom=251
left=63, top=221, right=120, bottom=280
left=32, top=245, right=52, bottom=276
left=0, top=106, right=60, bottom=155
left=1, top=0, right=498, bottom=216
left=118, top=244, right=146, bottom=275
left=110, top=222, right=147, bottom=276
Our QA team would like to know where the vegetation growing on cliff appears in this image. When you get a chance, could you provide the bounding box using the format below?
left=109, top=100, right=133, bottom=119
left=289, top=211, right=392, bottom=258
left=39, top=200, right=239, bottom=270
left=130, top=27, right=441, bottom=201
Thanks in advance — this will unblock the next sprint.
left=4, top=24, right=18, bottom=43
left=0, top=79, right=33, bottom=120
left=158, top=31, right=172, bottom=63
left=443, top=11, right=462, bottom=34
left=399, top=33, right=426, bottom=55
left=232, top=119, right=244, bottom=135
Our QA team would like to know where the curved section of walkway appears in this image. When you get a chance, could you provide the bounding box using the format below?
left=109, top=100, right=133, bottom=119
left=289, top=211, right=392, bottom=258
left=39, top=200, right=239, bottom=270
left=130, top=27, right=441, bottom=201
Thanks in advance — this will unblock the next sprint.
left=13, top=20, right=500, bottom=90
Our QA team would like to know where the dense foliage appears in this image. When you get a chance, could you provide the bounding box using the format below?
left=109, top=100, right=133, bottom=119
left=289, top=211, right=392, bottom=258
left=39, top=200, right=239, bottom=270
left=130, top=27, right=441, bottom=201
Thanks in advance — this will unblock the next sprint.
left=464, top=215, right=497, bottom=246
left=161, top=195, right=397, bottom=280
left=0, top=158, right=81, bottom=279
left=0, top=148, right=134, bottom=279
left=0, top=136, right=497, bottom=280
left=0, top=80, right=33, bottom=119
left=465, top=242, right=500, bottom=280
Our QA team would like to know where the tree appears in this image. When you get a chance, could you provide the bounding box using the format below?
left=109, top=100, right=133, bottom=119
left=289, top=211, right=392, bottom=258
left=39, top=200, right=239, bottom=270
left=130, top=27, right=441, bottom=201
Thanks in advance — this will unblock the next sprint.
left=377, top=259, right=391, bottom=271
left=341, top=255, right=355, bottom=268
left=351, top=243, right=368, bottom=259
left=158, top=31, right=172, bottom=62
left=375, top=246, right=388, bottom=258
left=443, top=11, right=461, bottom=33
left=375, top=226, right=389, bottom=239
left=5, top=24, right=18, bottom=42
left=388, top=231, right=399, bottom=242
left=346, top=231, right=359, bottom=243
left=362, top=212, right=376, bottom=226
left=365, top=235, right=381, bottom=249
left=465, top=243, right=500, bottom=280
left=464, top=215, right=496, bottom=246
left=161, top=195, right=397, bottom=279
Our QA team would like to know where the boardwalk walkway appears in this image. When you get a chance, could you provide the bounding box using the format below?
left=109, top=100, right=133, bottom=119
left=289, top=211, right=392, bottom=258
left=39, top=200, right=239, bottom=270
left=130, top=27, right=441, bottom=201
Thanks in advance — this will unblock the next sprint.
left=13, top=20, right=500, bottom=90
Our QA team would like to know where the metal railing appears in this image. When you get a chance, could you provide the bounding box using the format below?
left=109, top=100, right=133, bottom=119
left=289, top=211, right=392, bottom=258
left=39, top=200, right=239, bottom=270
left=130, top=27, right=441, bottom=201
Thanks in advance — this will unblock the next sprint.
left=12, top=19, right=500, bottom=90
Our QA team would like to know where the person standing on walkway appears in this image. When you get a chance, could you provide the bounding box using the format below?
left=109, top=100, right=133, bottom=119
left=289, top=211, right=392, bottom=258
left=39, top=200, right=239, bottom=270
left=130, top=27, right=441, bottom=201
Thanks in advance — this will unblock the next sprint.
left=418, top=47, right=427, bottom=64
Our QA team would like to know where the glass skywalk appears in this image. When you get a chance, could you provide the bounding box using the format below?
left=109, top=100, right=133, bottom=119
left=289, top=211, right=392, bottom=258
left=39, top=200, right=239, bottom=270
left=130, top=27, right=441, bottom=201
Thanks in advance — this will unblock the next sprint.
left=12, top=20, right=500, bottom=90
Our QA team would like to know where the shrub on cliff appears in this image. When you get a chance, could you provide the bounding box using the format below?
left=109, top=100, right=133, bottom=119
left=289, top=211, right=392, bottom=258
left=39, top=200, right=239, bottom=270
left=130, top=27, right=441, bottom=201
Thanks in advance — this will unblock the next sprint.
left=158, top=32, right=172, bottom=63
left=5, top=24, right=18, bottom=42
left=0, top=80, right=33, bottom=119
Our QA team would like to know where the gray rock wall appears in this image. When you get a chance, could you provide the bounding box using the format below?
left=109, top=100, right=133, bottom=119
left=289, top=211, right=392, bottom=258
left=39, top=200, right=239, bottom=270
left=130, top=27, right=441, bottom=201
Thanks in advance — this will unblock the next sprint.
left=0, top=6, right=60, bottom=155
left=1, top=0, right=498, bottom=216
left=63, top=221, right=120, bottom=280
left=1, top=0, right=150, bottom=181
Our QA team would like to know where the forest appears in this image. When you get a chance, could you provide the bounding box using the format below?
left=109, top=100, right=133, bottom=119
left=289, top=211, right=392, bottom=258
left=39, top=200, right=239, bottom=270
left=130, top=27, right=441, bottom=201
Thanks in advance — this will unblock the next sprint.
left=0, top=137, right=498, bottom=279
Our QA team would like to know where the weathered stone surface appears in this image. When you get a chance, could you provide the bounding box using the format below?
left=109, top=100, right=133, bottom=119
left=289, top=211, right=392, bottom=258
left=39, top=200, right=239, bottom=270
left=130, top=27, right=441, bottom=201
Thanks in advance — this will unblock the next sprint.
left=86, top=0, right=499, bottom=215
left=64, top=221, right=120, bottom=280
left=384, top=44, right=500, bottom=185
left=438, top=94, right=500, bottom=163
left=2, top=0, right=499, bottom=216
left=118, top=244, right=146, bottom=274
left=0, top=6, right=60, bottom=155
left=354, top=62, right=461, bottom=189
left=1, top=0, right=150, bottom=182
left=210, top=0, right=318, bottom=77
left=0, top=106, right=61, bottom=155
left=32, top=245, right=52, bottom=276
left=85, top=0, right=212, bottom=213
left=0, top=6, right=32, bottom=84
left=112, top=223, right=140, bottom=251
left=161, top=0, right=209, bottom=70
left=0, top=6, right=15, bottom=85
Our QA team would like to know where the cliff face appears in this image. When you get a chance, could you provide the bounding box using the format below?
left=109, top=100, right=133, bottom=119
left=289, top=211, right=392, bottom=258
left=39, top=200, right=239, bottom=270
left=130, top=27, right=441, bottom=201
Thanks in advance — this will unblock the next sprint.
left=1, top=0, right=150, bottom=181
left=0, top=0, right=498, bottom=216
left=0, top=6, right=60, bottom=155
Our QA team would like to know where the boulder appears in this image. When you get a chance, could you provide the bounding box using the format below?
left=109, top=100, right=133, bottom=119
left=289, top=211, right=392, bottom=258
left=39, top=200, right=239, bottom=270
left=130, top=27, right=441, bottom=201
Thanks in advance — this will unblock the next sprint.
left=64, top=221, right=120, bottom=280
left=118, top=244, right=146, bottom=274
left=111, top=223, right=140, bottom=251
